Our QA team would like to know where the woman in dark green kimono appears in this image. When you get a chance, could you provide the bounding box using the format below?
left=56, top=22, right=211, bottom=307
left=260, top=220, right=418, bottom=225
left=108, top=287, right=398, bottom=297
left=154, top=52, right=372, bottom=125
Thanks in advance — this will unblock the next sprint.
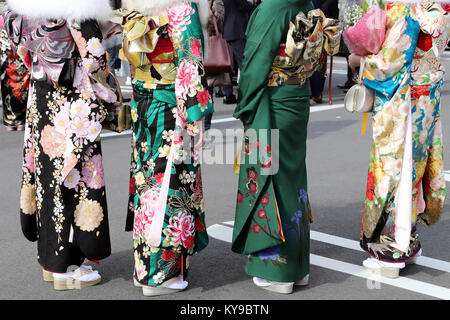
left=232, top=0, right=342, bottom=294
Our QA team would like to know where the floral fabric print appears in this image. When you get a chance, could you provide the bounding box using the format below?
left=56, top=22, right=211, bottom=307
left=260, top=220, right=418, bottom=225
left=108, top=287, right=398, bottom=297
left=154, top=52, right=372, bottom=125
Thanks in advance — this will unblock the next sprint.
left=116, top=2, right=213, bottom=286
left=0, top=29, right=30, bottom=127
left=2, top=9, right=115, bottom=272
left=360, top=3, right=448, bottom=263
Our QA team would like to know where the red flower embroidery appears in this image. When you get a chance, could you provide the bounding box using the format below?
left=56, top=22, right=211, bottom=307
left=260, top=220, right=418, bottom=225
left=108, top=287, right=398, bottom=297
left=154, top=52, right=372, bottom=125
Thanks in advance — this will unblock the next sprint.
left=237, top=191, right=244, bottom=204
left=195, top=217, right=205, bottom=232
left=257, top=209, right=267, bottom=219
left=416, top=32, right=432, bottom=52
left=246, top=167, right=259, bottom=181
left=191, top=39, right=201, bottom=58
left=162, top=250, right=176, bottom=261
left=184, top=235, right=194, bottom=250
left=260, top=195, right=270, bottom=206
left=197, top=89, right=210, bottom=107
left=261, top=157, right=272, bottom=170
left=244, top=139, right=252, bottom=155
left=411, top=85, right=429, bottom=100
left=247, top=180, right=258, bottom=195
left=253, top=224, right=262, bottom=234
left=366, top=171, right=375, bottom=202
left=154, top=173, right=165, bottom=186
left=129, top=178, right=136, bottom=194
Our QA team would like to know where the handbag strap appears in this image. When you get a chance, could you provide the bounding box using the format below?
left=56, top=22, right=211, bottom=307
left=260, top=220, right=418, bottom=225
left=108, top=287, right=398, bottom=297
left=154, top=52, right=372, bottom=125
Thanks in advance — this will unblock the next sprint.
left=109, top=72, right=123, bottom=105
left=359, top=57, right=366, bottom=84
left=212, top=15, right=220, bottom=37
left=209, top=0, right=221, bottom=37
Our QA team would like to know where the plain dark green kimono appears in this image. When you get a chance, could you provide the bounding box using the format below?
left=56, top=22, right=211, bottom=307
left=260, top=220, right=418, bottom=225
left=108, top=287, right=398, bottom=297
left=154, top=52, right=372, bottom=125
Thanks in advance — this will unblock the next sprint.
left=232, top=0, right=314, bottom=283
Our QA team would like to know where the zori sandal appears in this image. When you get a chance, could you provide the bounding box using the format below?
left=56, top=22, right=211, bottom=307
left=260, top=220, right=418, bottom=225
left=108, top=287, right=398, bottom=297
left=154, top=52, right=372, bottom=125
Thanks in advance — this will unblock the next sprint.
left=363, top=258, right=405, bottom=279
left=406, top=249, right=422, bottom=265
left=42, top=269, right=54, bottom=282
left=253, top=277, right=294, bottom=295
left=142, top=276, right=188, bottom=297
left=53, top=265, right=101, bottom=290
left=295, top=274, right=309, bottom=286
left=134, top=278, right=143, bottom=288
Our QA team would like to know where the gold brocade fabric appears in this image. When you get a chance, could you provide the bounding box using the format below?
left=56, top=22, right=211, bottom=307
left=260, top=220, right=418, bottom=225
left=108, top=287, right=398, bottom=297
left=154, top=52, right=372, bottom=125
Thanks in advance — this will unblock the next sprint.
left=112, top=10, right=177, bottom=89
left=268, top=9, right=343, bottom=87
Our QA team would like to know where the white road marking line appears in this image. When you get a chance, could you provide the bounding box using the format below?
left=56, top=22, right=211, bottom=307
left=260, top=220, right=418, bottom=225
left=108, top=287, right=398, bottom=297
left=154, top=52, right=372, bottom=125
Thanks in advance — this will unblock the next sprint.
left=311, top=103, right=344, bottom=112
left=310, top=230, right=450, bottom=273
left=310, top=255, right=450, bottom=300
left=444, top=170, right=450, bottom=182
left=330, top=70, right=348, bottom=75
left=331, top=59, right=348, bottom=65
left=207, top=223, right=450, bottom=300
left=218, top=221, right=450, bottom=273
left=100, top=130, right=132, bottom=139
left=208, top=224, right=233, bottom=243
left=100, top=104, right=345, bottom=139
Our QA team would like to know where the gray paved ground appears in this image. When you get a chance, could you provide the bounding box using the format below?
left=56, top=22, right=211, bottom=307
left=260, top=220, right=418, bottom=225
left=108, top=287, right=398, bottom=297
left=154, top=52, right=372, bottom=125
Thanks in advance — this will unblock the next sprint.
left=0, top=55, right=449, bottom=301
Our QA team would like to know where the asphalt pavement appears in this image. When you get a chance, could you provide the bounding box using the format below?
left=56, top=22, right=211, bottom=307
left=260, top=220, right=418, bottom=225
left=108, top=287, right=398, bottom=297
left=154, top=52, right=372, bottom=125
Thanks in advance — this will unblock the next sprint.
left=1, top=55, right=449, bottom=301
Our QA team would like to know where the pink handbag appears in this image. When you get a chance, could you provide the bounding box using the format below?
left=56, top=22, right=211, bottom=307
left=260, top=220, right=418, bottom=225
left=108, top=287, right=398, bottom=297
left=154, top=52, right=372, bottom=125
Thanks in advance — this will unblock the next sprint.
left=204, top=16, right=234, bottom=76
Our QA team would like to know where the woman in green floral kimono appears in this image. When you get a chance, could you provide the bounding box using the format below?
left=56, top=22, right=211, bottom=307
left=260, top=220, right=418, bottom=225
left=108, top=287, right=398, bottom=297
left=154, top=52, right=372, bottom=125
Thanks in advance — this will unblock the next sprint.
left=349, top=1, right=449, bottom=278
left=113, top=0, right=213, bottom=296
left=232, top=0, right=342, bottom=294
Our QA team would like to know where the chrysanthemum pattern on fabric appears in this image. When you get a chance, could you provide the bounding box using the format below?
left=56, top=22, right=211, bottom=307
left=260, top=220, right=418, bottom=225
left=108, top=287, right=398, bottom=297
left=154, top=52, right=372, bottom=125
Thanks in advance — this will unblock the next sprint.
left=117, top=2, right=212, bottom=286
left=360, top=3, right=448, bottom=263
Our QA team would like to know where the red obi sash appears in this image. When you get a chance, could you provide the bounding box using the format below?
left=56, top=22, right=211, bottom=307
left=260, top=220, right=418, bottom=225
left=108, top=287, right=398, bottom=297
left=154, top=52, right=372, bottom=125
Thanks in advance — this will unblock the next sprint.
left=146, top=38, right=175, bottom=63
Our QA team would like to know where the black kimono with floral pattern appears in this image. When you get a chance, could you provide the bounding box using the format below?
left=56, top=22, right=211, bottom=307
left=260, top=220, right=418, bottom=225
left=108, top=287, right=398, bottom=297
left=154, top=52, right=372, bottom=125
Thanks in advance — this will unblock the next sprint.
left=3, top=9, right=116, bottom=273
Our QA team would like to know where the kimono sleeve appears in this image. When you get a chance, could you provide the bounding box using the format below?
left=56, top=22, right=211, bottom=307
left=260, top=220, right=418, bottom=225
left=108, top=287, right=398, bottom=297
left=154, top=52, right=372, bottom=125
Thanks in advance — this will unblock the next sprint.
left=411, top=3, right=449, bottom=58
left=1, top=9, right=32, bottom=69
left=69, top=20, right=117, bottom=104
left=170, top=2, right=213, bottom=133
left=362, top=4, right=420, bottom=98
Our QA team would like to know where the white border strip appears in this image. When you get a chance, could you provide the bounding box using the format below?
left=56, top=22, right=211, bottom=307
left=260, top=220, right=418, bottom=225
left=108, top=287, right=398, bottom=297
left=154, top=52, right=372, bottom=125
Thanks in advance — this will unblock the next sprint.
left=100, top=104, right=345, bottom=139
left=311, top=230, right=450, bottom=273
left=207, top=223, right=450, bottom=300
left=216, top=222, right=450, bottom=273
left=311, top=254, right=450, bottom=300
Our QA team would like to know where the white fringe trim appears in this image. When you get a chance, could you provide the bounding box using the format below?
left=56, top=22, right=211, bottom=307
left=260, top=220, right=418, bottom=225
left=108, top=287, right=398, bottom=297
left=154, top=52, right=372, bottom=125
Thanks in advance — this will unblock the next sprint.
left=6, top=0, right=113, bottom=21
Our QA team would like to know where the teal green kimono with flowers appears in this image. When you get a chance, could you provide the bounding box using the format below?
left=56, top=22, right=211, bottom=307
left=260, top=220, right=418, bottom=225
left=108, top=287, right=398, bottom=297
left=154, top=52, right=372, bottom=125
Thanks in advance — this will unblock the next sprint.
left=114, top=2, right=214, bottom=286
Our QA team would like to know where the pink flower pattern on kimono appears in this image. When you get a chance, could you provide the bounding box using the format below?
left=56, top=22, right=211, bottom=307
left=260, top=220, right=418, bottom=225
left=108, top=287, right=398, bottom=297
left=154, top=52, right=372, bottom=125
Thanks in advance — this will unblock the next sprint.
left=166, top=211, right=195, bottom=249
left=175, top=59, right=201, bottom=100
left=40, top=125, right=67, bottom=160
left=64, top=168, right=81, bottom=189
left=81, top=154, right=105, bottom=190
left=120, top=1, right=212, bottom=287
left=24, top=141, right=35, bottom=174
left=167, top=3, right=194, bottom=36
left=140, top=189, right=159, bottom=224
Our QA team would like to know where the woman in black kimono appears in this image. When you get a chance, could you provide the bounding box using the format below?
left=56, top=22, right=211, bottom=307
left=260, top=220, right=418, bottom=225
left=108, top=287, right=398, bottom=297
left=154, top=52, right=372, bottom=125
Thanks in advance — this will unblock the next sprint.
left=3, top=0, right=117, bottom=290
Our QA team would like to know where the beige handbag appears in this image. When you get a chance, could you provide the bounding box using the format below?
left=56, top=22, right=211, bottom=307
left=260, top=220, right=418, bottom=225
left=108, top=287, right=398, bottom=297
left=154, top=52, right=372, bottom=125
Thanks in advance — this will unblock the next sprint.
left=344, top=58, right=374, bottom=113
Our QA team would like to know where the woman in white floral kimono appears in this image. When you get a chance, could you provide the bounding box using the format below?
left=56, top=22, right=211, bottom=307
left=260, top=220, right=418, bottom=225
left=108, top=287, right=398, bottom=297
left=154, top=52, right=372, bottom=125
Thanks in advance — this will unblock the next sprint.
left=349, top=1, right=449, bottom=278
left=112, top=0, right=213, bottom=296
left=3, top=0, right=117, bottom=290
